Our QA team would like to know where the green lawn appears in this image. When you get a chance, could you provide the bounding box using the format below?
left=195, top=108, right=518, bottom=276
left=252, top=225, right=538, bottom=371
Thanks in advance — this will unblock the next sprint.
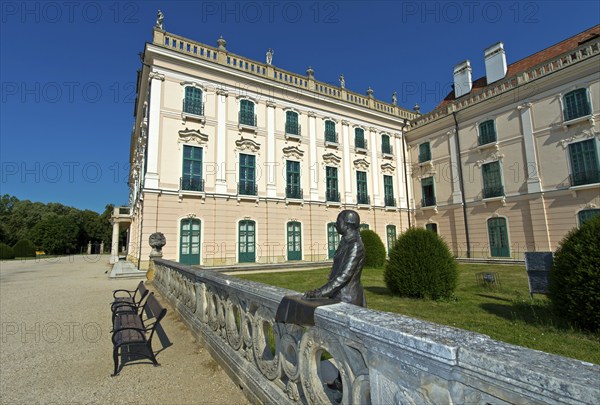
left=236, top=263, right=600, bottom=365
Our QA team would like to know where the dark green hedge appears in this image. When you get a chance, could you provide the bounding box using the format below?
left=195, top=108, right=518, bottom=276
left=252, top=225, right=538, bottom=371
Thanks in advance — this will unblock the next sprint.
left=360, top=229, right=387, bottom=268
left=549, top=216, right=600, bottom=332
left=384, top=227, right=457, bottom=299
left=0, top=243, right=15, bottom=260
left=13, top=239, right=36, bottom=258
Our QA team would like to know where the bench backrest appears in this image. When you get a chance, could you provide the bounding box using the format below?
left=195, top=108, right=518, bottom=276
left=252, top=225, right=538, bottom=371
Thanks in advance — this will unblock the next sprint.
left=142, top=294, right=167, bottom=340
left=132, top=281, right=150, bottom=305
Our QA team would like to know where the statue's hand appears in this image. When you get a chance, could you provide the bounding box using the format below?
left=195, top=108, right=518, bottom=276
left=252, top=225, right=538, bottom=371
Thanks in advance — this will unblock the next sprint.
left=303, top=288, right=323, bottom=299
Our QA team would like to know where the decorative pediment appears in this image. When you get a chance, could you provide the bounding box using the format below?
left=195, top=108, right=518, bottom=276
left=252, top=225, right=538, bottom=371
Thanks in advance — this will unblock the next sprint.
left=381, top=163, right=395, bottom=173
left=235, top=137, right=261, bottom=152
left=178, top=128, right=208, bottom=145
left=322, top=153, right=341, bottom=166
left=282, top=146, right=304, bottom=159
left=559, top=129, right=600, bottom=149
left=476, top=152, right=504, bottom=167
left=353, top=158, right=370, bottom=170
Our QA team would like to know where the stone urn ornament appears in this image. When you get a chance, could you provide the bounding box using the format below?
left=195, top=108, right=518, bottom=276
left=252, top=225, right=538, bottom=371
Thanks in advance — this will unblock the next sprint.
left=149, top=232, right=166, bottom=257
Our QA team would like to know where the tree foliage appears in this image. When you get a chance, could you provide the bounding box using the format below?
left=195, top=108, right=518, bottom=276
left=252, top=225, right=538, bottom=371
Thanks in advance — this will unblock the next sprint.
left=549, top=216, right=600, bottom=332
left=384, top=227, right=458, bottom=300
left=0, top=194, right=115, bottom=254
left=360, top=229, right=387, bottom=268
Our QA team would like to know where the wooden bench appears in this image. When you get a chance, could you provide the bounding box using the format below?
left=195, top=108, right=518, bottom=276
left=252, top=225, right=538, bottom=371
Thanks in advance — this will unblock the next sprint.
left=111, top=293, right=167, bottom=376
left=111, top=281, right=150, bottom=320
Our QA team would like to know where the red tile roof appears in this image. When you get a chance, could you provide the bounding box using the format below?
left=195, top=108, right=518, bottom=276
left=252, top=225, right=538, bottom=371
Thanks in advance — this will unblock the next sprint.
left=437, top=25, right=600, bottom=108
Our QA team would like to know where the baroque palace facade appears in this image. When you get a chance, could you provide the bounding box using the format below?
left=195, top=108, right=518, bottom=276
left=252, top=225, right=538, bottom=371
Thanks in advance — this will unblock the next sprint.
left=126, top=24, right=599, bottom=267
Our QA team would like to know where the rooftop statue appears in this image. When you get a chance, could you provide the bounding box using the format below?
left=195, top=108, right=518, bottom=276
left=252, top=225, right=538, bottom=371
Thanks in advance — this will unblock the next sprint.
left=155, top=10, right=164, bottom=30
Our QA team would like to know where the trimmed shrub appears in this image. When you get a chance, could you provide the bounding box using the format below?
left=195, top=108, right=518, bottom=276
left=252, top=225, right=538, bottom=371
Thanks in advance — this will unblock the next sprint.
left=549, top=216, right=600, bottom=332
left=384, top=227, right=457, bottom=299
left=360, top=229, right=387, bottom=268
left=13, top=239, right=36, bottom=258
left=0, top=243, right=15, bottom=260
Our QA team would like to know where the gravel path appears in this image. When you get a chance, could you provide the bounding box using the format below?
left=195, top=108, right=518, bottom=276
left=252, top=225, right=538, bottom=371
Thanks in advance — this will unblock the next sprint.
left=0, top=255, right=249, bottom=404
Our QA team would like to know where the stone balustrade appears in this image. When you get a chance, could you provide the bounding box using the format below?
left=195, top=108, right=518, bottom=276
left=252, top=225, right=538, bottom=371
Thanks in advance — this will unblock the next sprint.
left=153, top=258, right=599, bottom=405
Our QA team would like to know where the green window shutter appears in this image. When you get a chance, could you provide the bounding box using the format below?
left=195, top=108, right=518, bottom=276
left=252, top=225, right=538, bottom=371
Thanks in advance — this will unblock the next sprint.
left=568, top=139, right=600, bottom=186
left=326, top=167, right=339, bottom=201
left=286, top=160, right=301, bottom=198
left=357, top=171, right=369, bottom=204
left=383, top=175, right=394, bottom=206
left=179, top=218, right=201, bottom=265
left=184, top=87, right=203, bottom=115
left=182, top=145, right=203, bottom=191
left=421, top=176, right=435, bottom=206
left=285, top=111, right=299, bottom=135
left=479, top=120, right=497, bottom=145
left=419, top=142, right=431, bottom=163
left=382, top=135, right=391, bottom=154
left=325, top=120, right=336, bottom=143
left=482, top=161, right=504, bottom=198
left=239, top=154, right=256, bottom=195
left=564, top=89, right=591, bottom=121
left=578, top=209, right=600, bottom=226
left=239, top=100, right=255, bottom=126
left=355, top=128, right=366, bottom=149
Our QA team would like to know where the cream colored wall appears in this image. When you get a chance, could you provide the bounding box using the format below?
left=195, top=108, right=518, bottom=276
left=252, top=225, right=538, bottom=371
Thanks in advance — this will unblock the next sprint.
left=406, top=58, right=600, bottom=259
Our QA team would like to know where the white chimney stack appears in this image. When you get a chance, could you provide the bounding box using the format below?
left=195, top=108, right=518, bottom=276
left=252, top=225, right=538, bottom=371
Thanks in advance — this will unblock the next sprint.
left=484, top=42, right=507, bottom=84
left=453, top=60, right=472, bottom=98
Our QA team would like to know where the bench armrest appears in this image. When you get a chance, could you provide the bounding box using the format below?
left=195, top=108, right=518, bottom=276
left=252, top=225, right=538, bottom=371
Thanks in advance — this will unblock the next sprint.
left=112, top=289, right=135, bottom=299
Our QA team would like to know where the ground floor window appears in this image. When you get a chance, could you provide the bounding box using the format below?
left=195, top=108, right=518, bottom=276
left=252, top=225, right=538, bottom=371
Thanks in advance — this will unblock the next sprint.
left=239, top=220, right=256, bottom=263
left=180, top=218, right=201, bottom=265
left=578, top=209, right=600, bottom=226
left=287, top=221, right=302, bottom=261
left=386, top=225, right=396, bottom=254
left=425, top=223, right=438, bottom=234
left=327, top=223, right=339, bottom=259
left=487, top=217, right=510, bottom=257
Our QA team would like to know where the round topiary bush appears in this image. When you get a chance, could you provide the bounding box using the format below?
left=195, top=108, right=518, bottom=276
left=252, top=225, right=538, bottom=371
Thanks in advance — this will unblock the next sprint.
left=360, top=229, right=387, bottom=268
left=549, top=216, right=600, bottom=332
left=384, top=227, right=458, bottom=299
left=0, top=243, right=15, bottom=260
left=13, top=239, right=36, bottom=258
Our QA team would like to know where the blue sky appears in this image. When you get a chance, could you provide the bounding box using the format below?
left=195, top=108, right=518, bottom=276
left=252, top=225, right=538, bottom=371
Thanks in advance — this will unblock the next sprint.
left=1, top=1, right=599, bottom=213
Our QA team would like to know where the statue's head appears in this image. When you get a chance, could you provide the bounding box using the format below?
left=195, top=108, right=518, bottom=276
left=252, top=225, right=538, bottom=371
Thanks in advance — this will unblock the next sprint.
left=336, top=210, right=360, bottom=235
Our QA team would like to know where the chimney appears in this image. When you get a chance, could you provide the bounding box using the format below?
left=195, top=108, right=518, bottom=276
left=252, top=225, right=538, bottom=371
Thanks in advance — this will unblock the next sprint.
left=453, top=60, right=472, bottom=98
left=484, top=42, right=507, bottom=84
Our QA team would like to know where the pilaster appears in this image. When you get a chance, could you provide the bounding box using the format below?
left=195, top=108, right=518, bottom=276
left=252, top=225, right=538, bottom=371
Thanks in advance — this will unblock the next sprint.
left=216, top=88, right=229, bottom=194
left=342, top=120, right=353, bottom=204
left=145, top=72, right=165, bottom=189
left=518, top=102, right=542, bottom=194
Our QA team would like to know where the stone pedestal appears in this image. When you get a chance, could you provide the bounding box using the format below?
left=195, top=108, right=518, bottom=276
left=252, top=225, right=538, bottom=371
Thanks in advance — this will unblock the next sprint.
left=147, top=253, right=162, bottom=281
